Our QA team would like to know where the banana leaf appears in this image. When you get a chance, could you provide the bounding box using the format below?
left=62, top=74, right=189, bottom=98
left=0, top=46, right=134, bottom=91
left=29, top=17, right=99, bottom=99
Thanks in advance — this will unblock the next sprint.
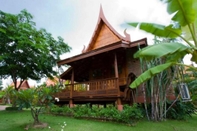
left=128, top=23, right=182, bottom=38
left=180, top=0, right=197, bottom=41
left=130, top=62, right=175, bottom=88
left=134, top=42, right=190, bottom=61
left=167, top=0, right=195, bottom=26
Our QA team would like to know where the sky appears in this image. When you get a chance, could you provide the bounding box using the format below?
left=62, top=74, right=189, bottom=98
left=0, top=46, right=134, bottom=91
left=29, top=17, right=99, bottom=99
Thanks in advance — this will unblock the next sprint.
left=0, top=0, right=172, bottom=58
left=0, top=0, right=190, bottom=87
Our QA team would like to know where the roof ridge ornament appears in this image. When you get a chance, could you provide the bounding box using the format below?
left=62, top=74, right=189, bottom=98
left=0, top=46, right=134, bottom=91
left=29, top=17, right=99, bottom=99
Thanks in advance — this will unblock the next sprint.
left=124, top=29, right=131, bottom=42
left=82, top=45, right=86, bottom=53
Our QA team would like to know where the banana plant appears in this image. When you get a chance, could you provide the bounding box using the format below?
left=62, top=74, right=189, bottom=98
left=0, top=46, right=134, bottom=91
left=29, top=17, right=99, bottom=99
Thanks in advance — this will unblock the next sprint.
left=128, top=0, right=197, bottom=88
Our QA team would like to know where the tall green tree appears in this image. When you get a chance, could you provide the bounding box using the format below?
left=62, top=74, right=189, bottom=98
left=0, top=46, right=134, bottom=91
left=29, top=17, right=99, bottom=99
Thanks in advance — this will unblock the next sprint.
left=127, top=0, right=197, bottom=88
left=0, top=10, right=71, bottom=90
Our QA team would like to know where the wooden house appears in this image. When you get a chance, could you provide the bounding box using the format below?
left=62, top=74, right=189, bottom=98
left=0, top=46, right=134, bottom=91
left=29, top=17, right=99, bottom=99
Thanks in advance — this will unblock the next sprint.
left=55, top=7, right=147, bottom=110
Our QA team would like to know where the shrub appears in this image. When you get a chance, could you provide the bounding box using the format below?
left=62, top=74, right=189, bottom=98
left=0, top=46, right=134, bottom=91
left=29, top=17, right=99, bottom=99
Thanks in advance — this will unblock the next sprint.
left=50, top=105, right=64, bottom=115
left=73, top=104, right=92, bottom=118
left=167, top=101, right=197, bottom=120
left=50, top=104, right=144, bottom=124
left=115, top=104, right=143, bottom=124
left=5, top=107, right=20, bottom=111
left=98, top=106, right=119, bottom=120
left=62, top=105, right=74, bottom=116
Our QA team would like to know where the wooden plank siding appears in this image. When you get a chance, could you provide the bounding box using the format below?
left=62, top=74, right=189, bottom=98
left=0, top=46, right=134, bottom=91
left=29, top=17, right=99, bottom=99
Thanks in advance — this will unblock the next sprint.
left=92, top=24, right=120, bottom=50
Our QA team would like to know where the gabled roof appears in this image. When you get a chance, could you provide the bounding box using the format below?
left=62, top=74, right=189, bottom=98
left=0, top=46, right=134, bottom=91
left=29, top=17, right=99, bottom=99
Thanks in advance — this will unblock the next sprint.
left=58, top=6, right=147, bottom=66
left=83, top=6, right=130, bottom=53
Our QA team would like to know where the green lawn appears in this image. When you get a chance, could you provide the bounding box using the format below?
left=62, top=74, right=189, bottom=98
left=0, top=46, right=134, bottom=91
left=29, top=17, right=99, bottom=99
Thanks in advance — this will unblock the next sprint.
left=0, top=110, right=196, bottom=131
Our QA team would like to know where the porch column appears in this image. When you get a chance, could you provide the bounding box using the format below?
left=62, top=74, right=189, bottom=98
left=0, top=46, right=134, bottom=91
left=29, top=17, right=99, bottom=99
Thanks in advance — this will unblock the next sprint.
left=117, top=98, right=123, bottom=111
left=114, top=53, right=119, bottom=78
left=69, top=69, right=74, bottom=108
left=114, top=53, right=123, bottom=111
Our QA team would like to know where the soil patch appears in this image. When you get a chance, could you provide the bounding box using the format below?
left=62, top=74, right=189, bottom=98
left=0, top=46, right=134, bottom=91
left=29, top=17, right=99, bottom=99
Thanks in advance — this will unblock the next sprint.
left=25, top=122, right=48, bottom=130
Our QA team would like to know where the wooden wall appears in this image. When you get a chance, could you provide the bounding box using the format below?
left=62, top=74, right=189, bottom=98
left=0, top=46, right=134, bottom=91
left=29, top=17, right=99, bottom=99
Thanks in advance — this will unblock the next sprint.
left=92, top=24, right=120, bottom=50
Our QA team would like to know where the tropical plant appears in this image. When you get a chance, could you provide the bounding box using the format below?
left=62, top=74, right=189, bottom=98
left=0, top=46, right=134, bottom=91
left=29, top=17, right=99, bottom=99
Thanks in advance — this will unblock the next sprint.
left=2, top=85, right=17, bottom=105
left=184, top=66, right=197, bottom=105
left=50, top=104, right=143, bottom=124
left=128, top=0, right=197, bottom=89
left=135, top=37, right=184, bottom=121
left=126, top=0, right=197, bottom=121
left=16, top=84, right=59, bottom=125
left=0, top=9, right=71, bottom=90
left=166, top=101, right=196, bottom=120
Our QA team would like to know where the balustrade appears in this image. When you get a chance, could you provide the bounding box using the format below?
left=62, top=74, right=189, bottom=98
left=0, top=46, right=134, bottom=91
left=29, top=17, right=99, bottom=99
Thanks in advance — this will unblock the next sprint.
left=55, top=77, right=123, bottom=99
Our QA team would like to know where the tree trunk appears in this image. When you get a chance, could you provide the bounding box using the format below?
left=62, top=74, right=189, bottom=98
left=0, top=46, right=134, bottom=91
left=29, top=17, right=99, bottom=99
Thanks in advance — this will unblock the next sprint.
left=34, top=113, right=40, bottom=125
left=31, top=108, right=41, bottom=125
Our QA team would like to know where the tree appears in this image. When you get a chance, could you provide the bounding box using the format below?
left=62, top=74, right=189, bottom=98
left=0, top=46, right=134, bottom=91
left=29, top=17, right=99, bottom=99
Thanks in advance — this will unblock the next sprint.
left=137, top=37, right=186, bottom=121
left=0, top=10, right=71, bottom=90
left=128, top=0, right=197, bottom=88
left=2, top=85, right=17, bottom=105
left=16, top=84, right=59, bottom=126
left=127, top=0, right=197, bottom=121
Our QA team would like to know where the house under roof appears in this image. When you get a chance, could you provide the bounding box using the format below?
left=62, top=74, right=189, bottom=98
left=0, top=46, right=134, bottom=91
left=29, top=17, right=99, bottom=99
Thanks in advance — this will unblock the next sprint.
left=55, top=6, right=148, bottom=110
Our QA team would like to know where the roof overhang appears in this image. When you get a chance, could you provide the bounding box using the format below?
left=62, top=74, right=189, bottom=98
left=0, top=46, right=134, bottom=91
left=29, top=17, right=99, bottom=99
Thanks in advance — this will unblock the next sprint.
left=57, top=38, right=147, bottom=66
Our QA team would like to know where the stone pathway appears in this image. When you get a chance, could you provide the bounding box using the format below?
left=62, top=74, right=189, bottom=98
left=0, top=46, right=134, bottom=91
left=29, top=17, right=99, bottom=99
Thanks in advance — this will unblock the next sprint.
left=0, top=105, right=8, bottom=111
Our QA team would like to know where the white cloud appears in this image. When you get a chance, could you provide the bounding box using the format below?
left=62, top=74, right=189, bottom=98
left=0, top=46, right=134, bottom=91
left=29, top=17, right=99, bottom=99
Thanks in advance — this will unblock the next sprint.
left=60, top=0, right=172, bottom=59
left=0, top=0, right=175, bottom=87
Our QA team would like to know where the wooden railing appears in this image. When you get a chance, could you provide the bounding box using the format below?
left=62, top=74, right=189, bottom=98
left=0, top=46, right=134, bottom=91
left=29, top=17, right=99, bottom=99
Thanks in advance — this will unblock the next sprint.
left=55, top=77, right=123, bottom=99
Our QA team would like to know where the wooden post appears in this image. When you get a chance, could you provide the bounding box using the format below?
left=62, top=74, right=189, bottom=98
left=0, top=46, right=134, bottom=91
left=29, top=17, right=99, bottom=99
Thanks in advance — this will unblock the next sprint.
left=69, top=69, right=74, bottom=108
left=114, top=53, right=123, bottom=111
left=69, top=99, right=74, bottom=108
left=114, top=53, right=119, bottom=78
left=114, top=53, right=120, bottom=95
left=117, top=98, right=123, bottom=111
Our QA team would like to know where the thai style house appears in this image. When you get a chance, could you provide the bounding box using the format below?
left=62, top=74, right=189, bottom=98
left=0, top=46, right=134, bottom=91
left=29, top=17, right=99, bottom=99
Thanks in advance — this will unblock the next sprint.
left=55, top=7, right=148, bottom=110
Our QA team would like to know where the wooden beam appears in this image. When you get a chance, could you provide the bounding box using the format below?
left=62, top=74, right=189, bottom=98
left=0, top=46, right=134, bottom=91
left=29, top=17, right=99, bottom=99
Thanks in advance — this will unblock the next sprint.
left=114, top=53, right=118, bottom=78
left=69, top=69, right=74, bottom=108
left=114, top=53, right=121, bottom=97
left=57, top=38, right=147, bottom=66
left=70, top=69, right=74, bottom=98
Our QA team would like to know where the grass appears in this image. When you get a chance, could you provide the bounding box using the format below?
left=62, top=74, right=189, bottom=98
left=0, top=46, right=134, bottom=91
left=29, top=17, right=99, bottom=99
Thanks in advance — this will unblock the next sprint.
left=0, top=110, right=197, bottom=131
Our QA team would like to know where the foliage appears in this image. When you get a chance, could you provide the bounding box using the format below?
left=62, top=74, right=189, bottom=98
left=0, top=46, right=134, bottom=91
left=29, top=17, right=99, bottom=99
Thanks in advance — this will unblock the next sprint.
left=128, top=0, right=197, bottom=88
left=116, top=104, right=143, bottom=124
left=50, top=104, right=143, bottom=124
left=2, top=85, right=17, bottom=105
left=0, top=90, right=4, bottom=99
left=183, top=66, right=197, bottom=105
left=16, top=84, right=59, bottom=125
left=73, top=104, right=92, bottom=118
left=0, top=10, right=71, bottom=90
left=167, top=101, right=197, bottom=120
left=5, top=106, right=19, bottom=111
left=133, top=37, right=184, bottom=121
left=97, top=105, right=119, bottom=120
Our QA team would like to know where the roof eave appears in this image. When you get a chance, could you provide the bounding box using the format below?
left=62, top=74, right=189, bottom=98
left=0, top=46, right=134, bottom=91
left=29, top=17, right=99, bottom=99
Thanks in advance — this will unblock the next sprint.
left=57, top=38, right=147, bottom=66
